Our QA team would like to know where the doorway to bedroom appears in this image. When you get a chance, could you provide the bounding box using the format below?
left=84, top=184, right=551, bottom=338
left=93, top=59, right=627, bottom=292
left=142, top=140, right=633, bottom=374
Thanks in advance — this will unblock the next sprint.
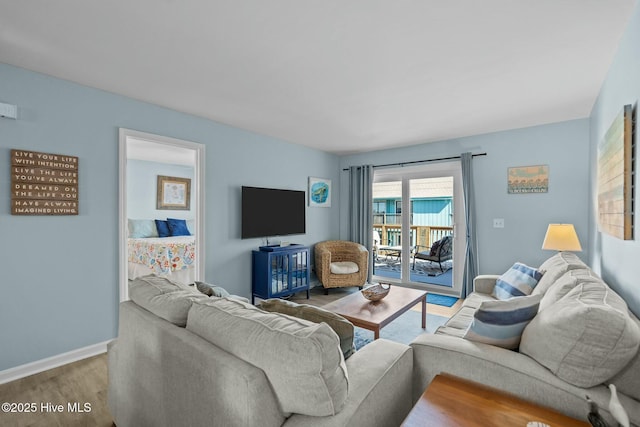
left=118, top=129, right=205, bottom=302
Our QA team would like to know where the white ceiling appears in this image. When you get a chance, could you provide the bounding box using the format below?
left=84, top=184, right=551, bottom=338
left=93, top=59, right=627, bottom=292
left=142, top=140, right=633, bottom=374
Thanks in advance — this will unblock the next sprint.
left=0, top=1, right=635, bottom=154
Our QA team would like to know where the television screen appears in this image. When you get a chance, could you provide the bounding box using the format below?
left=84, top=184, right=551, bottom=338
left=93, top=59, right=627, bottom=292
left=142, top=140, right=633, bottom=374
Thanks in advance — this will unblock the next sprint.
left=241, top=186, right=306, bottom=239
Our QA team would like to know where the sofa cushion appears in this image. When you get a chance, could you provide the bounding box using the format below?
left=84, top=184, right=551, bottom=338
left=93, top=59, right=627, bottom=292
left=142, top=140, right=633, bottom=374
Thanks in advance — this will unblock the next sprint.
left=533, top=252, right=587, bottom=296
left=521, top=280, right=640, bottom=388
left=538, top=269, right=601, bottom=312
left=186, top=298, right=349, bottom=417
left=492, top=262, right=543, bottom=300
left=129, top=275, right=206, bottom=326
left=463, top=294, right=542, bottom=350
left=330, top=261, right=359, bottom=275
left=259, top=298, right=356, bottom=359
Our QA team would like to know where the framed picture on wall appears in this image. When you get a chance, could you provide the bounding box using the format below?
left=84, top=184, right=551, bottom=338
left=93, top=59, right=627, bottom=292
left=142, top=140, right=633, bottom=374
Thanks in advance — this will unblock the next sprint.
left=157, top=175, right=191, bottom=210
left=308, top=177, right=331, bottom=207
left=507, top=165, right=549, bottom=194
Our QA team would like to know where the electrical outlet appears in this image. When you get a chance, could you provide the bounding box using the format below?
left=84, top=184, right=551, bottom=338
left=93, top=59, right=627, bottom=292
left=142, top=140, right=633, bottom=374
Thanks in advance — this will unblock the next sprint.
left=493, top=218, right=505, bottom=228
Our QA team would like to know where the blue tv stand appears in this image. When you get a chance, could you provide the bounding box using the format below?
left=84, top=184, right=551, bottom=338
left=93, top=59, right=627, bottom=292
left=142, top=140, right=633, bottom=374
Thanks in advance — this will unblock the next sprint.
left=252, top=245, right=310, bottom=304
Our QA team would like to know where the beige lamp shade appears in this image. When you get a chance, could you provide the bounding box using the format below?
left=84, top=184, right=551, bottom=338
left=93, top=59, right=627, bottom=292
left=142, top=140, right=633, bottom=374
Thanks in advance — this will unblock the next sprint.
left=542, top=224, right=582, bottom=252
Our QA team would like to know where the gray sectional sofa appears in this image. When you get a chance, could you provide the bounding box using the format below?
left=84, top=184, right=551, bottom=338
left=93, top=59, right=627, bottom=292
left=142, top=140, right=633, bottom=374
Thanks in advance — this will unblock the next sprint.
left=108, top=275, right=413, bottom=427
left=109, top=253, right=640, bottom=426
left=412, top=252, right=640, bottom=426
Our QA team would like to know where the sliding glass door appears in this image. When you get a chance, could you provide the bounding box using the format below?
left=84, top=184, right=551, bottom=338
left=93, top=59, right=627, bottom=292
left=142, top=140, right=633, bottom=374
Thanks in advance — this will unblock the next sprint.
left=372, top=162, right=464, bottom=296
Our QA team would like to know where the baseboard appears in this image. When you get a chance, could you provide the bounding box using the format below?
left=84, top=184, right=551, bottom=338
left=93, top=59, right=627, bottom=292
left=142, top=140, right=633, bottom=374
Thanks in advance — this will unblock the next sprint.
left=0, top=340, right=112, bottom=385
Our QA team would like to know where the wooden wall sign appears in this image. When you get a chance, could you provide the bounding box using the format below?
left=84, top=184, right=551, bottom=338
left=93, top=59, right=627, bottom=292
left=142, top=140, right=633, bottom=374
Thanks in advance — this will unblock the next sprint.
left=11, top=149, right=79, bottom=215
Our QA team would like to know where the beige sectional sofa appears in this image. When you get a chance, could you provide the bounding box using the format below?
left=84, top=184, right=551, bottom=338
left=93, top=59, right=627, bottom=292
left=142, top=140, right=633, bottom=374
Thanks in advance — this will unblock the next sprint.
left=108, top=275, right=413, bottom=427
left=109, top=253, right=640, bottom=426
left=411, top=252, right=640, bottom=426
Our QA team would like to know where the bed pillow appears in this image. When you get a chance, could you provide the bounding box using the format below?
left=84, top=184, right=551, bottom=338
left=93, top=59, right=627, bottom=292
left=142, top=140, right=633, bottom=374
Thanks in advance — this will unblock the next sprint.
left=492, top=262, right=543, bottom=300
left=167, top=218, right=191, bottom=236
left=128, top=219, right=159, bottom=238
left=463, top=294, right=542, bottom=350
left=155, top=219, right=170, bottom=237
left=187, top=219, right=195, bottom=235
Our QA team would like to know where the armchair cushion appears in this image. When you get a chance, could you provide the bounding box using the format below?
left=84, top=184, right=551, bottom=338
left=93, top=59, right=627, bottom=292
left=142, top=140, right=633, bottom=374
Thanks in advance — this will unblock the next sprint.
left=330, top=261, right=360, bottom=275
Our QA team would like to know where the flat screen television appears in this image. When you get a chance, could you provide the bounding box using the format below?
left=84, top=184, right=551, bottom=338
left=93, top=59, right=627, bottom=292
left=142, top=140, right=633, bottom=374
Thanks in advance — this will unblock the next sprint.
left=241, top=186, right=306, bottom=239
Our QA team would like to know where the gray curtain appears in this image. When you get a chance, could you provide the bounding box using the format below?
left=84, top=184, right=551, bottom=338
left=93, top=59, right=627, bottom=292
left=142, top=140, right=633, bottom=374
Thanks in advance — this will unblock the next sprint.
left=349, top=165, right=374, bottom=283
left=461, top=152, right=478, bottom=298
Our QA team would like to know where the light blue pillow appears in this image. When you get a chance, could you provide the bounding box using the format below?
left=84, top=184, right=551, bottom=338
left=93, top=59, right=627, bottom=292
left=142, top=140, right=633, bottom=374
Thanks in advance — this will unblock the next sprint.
left=187, top=219, right=195, bottom=235
left=463, top=294, right=542, bottom=350
left=493, top=262, right=543, bottom=300
left=128, top=219, right=159, bottom=238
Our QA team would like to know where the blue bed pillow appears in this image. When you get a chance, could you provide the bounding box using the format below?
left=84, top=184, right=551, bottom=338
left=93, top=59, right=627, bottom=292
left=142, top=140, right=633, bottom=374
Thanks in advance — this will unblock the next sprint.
left=167, top=218, right=191, bottom=236
left=155, top=219, right=171, bottom=237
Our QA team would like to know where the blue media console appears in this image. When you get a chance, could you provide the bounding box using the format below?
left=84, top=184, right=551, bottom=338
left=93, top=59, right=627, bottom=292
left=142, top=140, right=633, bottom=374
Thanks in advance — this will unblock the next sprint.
left=252, top=244, right=310, bottom=304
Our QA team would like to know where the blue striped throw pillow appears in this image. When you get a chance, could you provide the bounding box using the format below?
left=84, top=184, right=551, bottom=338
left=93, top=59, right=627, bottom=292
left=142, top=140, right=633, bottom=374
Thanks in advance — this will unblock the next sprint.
left=463, top=294, right=542, bottom=350
left=493, top=262, right=543, bottom=300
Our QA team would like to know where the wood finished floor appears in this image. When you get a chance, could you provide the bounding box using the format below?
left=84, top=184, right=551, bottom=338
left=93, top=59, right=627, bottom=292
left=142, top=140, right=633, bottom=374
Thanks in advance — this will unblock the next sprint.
left=0, top=286, right=459, bottom=426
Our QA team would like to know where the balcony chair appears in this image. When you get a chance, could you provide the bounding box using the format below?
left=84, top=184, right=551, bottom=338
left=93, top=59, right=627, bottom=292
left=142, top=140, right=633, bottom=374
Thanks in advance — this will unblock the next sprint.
left=412, top=235, right=453, bottom=272
left=315, top=240, right=368, bottom=294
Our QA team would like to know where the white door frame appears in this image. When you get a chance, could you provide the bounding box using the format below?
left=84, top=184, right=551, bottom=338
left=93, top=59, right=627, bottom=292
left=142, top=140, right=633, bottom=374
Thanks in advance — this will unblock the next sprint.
left=118, top=128, right=206, bottom=302
left=373, top=161, right=464, bottom=297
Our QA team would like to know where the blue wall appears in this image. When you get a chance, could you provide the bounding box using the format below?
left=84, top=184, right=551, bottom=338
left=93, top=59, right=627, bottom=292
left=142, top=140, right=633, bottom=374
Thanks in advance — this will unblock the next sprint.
left=127, top=159, right=195, bottom=221
left=340, top=119, right=591, bottom=275
left=0, top=63, right=340, bottom=371
left=588, top=0, right=640, bottom=317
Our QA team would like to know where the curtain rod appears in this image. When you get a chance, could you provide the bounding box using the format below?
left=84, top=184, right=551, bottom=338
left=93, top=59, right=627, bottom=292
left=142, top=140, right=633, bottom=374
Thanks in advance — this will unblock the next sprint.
left=342, top=152, right=487, bottom=171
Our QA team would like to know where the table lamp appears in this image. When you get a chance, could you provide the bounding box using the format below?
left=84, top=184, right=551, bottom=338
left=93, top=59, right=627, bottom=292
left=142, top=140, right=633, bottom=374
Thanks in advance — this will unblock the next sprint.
left=541, top=224, right=582, bottom=252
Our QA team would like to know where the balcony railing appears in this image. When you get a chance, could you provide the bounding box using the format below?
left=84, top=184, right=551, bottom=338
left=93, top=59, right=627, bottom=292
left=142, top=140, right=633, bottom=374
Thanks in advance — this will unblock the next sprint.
left=373, top=225, right=453, bottom=249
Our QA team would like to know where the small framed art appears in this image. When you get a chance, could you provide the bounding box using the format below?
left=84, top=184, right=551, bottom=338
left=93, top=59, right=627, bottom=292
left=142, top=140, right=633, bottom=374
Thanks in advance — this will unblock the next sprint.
left=308, top=177, right=331, bottom=207
left=157, top=175, right=191, bottom=210
left=507, top=165, right=549, bottom=194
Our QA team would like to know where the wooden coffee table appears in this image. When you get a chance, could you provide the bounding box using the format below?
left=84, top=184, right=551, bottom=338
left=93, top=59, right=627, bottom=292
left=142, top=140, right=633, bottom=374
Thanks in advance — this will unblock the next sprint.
left=401, top=374, right=589, bottom=427
left=322, top=285, right=427, bottom=339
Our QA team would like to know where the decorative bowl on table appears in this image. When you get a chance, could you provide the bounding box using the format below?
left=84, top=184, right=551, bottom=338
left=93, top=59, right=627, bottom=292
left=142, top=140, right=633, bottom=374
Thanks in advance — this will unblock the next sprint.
left=361, top=283, right=391, bottom=301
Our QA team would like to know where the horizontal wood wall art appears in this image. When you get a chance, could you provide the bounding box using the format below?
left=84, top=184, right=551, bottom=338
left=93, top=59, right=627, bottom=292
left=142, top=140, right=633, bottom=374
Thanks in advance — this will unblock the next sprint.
left=11, top=149, right=79, bottom=215
left=597, top=104, right=634, bottom=240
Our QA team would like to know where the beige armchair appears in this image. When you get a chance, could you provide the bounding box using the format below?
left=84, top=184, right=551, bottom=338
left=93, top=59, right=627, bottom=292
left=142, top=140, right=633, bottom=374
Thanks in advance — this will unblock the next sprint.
left=314, top=240, right=368, bottom=294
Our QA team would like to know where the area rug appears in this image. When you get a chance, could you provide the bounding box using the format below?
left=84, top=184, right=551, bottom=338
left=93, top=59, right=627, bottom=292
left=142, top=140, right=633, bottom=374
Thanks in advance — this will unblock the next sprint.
left=353, top=310, right=449, bottom=350
left=426, top=293, right=458, bottom=307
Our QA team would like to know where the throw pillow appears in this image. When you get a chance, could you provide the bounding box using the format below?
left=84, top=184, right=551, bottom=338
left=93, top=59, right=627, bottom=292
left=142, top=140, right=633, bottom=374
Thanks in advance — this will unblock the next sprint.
left=128, top=219, right=159, bottom=238
left=463, top=294, right=542, bottom=350
left=155, top=219, right=170, bottom=237
left=492, top=262, right=543, bottom=300
left=194, top=281, right=231, bottom=298
left=259, top=298, right=356, bottom=359
left=520, top=280, right=640, bottom=388
left=167, top=218, right=191, bottom=236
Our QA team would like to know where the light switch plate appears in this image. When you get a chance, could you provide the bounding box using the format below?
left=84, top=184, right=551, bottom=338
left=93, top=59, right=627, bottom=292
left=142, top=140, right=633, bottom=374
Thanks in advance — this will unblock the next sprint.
left=0, top=102, right=17, bottom=119
left=493, top=218, right=505, bottom=228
